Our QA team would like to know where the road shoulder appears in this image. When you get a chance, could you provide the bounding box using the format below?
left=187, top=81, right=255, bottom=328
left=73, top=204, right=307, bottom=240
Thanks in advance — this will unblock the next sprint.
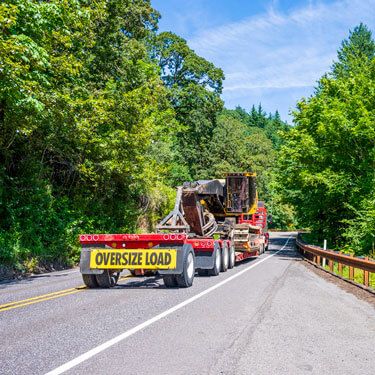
left=301, top=259, right=375, bottom=308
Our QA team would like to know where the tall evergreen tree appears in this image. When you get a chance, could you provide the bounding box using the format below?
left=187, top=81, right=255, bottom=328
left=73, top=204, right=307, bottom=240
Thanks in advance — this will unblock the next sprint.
left=332, top=23, right=375, bottom=78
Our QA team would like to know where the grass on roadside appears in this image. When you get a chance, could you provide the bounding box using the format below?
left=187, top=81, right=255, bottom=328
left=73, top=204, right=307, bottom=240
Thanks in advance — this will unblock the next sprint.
left=322, top=262, right=375, bottom=289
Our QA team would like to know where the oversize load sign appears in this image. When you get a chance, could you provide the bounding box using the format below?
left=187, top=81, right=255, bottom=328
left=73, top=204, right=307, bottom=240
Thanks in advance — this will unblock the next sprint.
left=90, top=249, right=177, bottom=270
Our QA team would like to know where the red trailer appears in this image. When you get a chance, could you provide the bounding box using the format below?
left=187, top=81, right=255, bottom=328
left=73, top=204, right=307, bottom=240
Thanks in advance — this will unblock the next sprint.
left=79, top=173, right=269, bottom=288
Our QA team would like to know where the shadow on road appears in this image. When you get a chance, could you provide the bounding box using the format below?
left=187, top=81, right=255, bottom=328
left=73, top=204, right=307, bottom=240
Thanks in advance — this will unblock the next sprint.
left=267, top=234, right=302, bottom=261
left=0, top=270, right=76, bottom=290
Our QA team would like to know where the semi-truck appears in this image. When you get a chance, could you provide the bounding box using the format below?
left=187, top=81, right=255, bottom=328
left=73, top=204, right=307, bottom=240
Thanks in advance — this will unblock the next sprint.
left=79, top=172, right=269, bottom=288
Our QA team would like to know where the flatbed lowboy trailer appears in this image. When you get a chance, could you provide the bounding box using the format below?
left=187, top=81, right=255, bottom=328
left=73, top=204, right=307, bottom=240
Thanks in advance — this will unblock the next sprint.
left=79, top=173, right=269, bottom=288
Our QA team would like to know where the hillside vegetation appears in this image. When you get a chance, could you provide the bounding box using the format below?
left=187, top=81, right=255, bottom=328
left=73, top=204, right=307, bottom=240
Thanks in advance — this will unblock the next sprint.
left=0, top=1, right=373, bottom=272
left=0, top=1, right=288, bottom=271
left=277, top=24, right=375, bottom=255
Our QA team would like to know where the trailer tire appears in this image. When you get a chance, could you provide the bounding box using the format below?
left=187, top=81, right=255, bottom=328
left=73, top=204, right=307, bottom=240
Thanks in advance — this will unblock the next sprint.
left=208, top=243, right=221, bottom=276
left=95, top=270, right=120, bottom=288
left=163, top=275, right=178, bottom=288
left=82, top=274, right=98, bottom=288
left=176, top=247, right=195, bottom=288
left=221, top=242, right=229, bottom=272
left=228, top=245, right=235, bottom=269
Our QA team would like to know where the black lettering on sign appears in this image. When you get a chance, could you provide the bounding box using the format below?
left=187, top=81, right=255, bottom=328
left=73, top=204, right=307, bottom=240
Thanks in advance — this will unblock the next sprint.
left=150, top=253, right=157, bottom=265
left=164, top=252, right=171, bottom=265
left=103, top=252, right=110, bottom=265
left=95, top=253, right=103, bottom=265
left=110, top=252, right=116, bottom=265
left=145, top=252, right=150, bottom=265
left=131, top=253, right=137, bottom=265
left=121, top=252, right=128, bottom=266
left=157, top=253, right=164, bottom=265
left=115, top=253, right=121, bottom=265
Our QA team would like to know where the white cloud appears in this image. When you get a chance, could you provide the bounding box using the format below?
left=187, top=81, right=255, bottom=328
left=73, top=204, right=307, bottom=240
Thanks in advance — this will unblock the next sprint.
left=188, top=0, right=375, bottom=120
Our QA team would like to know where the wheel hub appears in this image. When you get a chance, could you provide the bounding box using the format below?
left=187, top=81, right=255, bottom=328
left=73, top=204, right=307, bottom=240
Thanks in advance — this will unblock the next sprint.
left=216, top=249, right=221, bottom=269
left=187, top=252, right=194, bottom=279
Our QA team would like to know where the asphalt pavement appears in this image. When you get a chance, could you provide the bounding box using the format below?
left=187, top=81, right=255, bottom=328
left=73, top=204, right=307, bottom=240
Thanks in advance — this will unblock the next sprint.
left=1, top=232, right=374, bottom=375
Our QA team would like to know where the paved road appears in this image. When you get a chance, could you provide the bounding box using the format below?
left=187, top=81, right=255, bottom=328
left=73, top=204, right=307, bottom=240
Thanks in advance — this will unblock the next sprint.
left=1, top=232, right=374, bottom=375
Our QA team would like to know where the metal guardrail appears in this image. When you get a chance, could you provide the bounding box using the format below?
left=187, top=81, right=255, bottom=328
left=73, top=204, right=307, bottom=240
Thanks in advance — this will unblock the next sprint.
left=296, top=234, right=375, bottom=289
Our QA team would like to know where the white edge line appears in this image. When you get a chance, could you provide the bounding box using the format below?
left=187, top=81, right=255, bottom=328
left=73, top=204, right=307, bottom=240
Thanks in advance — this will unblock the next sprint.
left=45, top=236, right=293, bottom=375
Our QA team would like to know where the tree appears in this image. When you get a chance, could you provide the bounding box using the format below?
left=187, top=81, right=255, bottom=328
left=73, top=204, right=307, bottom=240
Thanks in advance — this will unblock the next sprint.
left=332, top=23, right=375, bottom=78
left=152, top=32, right=223, bottom=92
left=277, top=24, right=375, bottom=252
left=152, top=32, right=224, bottom=181
left=0, top=0, right=176, bottom=267
left=205, top=113, right=275, bottom=196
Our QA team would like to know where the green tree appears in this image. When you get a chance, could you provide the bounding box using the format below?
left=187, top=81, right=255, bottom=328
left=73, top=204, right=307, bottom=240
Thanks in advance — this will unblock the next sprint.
left=0, top=0, right=176, bottom=268
left=152, top=32, right=224, bottom=181
left=277, top=24, right=375, bottom=252
left=153, top=31, right=223, bottom=92
left=332, top=23, right=375, bottom=78
left=206, top=113, right=275, bottom=196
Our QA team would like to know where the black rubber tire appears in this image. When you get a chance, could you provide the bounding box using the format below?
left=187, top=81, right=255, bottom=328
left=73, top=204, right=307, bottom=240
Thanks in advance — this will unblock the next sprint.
left=82, top=274, right=98, bottom=288
left=163, top=275, right=178, bottom=288
left=208, top=244, right=221, bottom=276
left=176, top=248, right=195, bottom=288
left=95, top=270, right=119, bottom=288
left=221, top=243, right=229, bottom=272
left=197, top=269, right=209, bottom=276
left=228, top=245, right=235, bottom=269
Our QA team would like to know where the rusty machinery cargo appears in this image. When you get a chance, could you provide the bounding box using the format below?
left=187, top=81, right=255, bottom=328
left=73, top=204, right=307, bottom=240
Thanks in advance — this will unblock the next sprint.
left=79, top=172, right=269, bottom=288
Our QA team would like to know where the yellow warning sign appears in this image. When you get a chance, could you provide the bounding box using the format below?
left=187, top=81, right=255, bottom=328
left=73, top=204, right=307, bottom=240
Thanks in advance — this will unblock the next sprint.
left=90, top=249, right=177, bottom=270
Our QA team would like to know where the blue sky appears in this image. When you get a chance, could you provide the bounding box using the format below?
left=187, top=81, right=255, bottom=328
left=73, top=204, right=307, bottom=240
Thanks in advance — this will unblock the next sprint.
left=152, top=0, right=375, bottom=122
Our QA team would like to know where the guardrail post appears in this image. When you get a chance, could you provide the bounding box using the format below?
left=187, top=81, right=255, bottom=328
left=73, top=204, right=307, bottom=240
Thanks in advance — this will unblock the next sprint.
left=299, top=239, right=375, bottom=290
left=364, top=257, right=369, bottom=287
left=338, top=252, right=343, bottom=276
left=349, top=254, right=354, bottom=281
left=328, top=259, right=334, bottom=272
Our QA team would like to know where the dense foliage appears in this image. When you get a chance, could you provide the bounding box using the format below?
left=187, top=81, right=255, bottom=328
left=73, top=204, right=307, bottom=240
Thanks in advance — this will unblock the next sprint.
left=277, top=24, right=375, bottom=254
left=0, top=0, right=176, bottom=268
left=3, top=1, right=371, bottom=271
left=0, top=1, right=288, bottom=271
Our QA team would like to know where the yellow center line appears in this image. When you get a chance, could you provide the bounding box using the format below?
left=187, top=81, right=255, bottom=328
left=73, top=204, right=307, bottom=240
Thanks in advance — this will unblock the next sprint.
left=0, top=273, right=134, bottom=313
left=0, top=287, right=81, bottom=309
left=0, top=290, right=83, bottom=313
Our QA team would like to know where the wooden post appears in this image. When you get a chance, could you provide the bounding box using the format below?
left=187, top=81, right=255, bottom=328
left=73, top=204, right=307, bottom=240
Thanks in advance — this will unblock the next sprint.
left=338, top=252, right=343, bottom=276
left=329, top=259, right=334, bottom=272
left=349, top=254, right=354, bottom=281
left=363, top=257, right=369, bottom=287
left=317, top=255, right=321, bottom=266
